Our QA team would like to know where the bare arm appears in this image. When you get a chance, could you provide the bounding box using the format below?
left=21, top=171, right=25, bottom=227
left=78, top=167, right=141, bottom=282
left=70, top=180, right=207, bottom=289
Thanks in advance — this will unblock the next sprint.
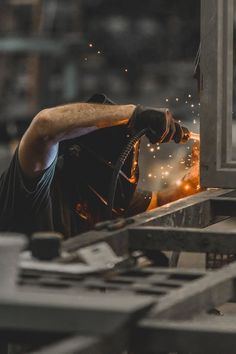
left=18, top=102, right=136, bottom=178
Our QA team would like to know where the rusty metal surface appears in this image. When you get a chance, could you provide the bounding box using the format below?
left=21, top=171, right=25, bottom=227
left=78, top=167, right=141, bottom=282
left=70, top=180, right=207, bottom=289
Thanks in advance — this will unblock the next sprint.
left=62, top=189, right=234, bottom=256
left=201, top=0, right=236, bottom=188
left=15, top=261, right=236, bottom=354
left=19, top=267, right=205, bottom=297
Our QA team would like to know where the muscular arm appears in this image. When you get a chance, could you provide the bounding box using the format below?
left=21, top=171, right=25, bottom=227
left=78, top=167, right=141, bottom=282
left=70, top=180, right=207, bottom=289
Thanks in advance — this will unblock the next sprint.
left=19, top=102, right=136, bottom=178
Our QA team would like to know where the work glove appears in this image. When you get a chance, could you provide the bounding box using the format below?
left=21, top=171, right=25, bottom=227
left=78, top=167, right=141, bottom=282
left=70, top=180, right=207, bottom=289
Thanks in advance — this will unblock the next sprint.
left=128, top=105, right=181, bottom=144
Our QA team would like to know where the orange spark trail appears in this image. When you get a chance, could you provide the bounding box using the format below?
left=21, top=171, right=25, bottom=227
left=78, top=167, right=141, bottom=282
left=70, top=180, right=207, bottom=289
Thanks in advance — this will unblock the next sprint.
left=189, top=132, right=200, bottom=141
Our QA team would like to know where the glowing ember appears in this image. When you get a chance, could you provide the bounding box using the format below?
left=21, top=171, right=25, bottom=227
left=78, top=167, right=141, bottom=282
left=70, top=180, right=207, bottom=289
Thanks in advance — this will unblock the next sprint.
left=189, top=132, right=200, bottom=141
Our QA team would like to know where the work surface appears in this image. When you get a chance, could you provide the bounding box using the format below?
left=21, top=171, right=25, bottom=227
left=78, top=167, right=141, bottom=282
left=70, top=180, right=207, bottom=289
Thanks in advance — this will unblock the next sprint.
left=3, top=188, right=236, bottom=353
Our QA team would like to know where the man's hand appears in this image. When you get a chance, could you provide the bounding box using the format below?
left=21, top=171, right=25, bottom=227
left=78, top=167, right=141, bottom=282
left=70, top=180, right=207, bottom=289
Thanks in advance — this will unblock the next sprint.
left=128, top=105, right=181, bottom=144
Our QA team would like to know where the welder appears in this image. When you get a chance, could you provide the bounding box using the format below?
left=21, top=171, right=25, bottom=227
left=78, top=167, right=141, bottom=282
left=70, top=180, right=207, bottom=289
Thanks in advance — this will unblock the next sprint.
left=0, top=94, right=199, bottom=240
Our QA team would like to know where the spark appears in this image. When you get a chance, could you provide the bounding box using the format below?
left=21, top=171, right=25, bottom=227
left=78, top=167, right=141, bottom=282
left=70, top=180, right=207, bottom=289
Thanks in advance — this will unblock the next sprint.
left=147, top=143, right=151, bottom=147
left=148, top=173, right=152, bottom=178
left=184, top=184, right=190, bottom=191
left=193, top=119, right=197, bottom=124
left=169, top=154, right=172, bottom=158
left=165, top=98, right=169, bottom=102
left=157, top=146, right=160, bottom=150
left=176, top=180, right=182, bottom=186
left=191, top=104, right=195, bottom=108
left=89, top=43, right=93, bottom=47
left=124, top=68, right=128, bottom=72
left=84, top=57, right=88, bottom=61
left=97, top=51, right=101, bottom=54
left=175, top=98, right=179, bottom=102
left=150, top=148, right=154, bottom=152
left=188, top=94, right=192, bottom=98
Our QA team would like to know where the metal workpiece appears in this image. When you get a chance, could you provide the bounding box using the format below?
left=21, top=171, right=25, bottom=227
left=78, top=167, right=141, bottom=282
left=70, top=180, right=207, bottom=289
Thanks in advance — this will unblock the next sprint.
left=0, top=233, right=27, bottom=295
left=134, top=261, right=236, bottom=354
left=19, top=266, right=205, bottom=298
left=16, top=261, right=236, bottom=354
left=201, top=0, right=236, bottom=187
left=0, top=290, right=154, bottom=335
left=134, top=316, right=236, bottom=354
left=29, top=336, right=103, bottom=354
left=61, top=189, right=236, bottom=259
left=29, top=332, right=127, bottom=354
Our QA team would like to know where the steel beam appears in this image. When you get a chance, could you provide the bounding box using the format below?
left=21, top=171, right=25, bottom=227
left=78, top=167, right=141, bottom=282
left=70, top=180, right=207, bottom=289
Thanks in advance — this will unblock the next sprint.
left=135, top=316, right=236, bottom=354
left=129, top=226, right=236, bottom=254
left=29, top=333, right=126, bottom=354
left=0, top=292, right=153, bottom=336
left=201, top=0, right=236, bottom=187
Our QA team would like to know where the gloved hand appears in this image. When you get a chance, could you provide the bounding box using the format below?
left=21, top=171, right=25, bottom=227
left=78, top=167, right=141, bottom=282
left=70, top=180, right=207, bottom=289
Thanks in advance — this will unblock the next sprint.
left=128, top=105, right=181, bottom=144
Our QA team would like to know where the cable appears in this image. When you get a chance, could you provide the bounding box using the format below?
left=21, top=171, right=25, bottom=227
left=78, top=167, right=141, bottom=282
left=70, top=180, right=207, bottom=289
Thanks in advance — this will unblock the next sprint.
left=107, top=128, right=148, bottom=219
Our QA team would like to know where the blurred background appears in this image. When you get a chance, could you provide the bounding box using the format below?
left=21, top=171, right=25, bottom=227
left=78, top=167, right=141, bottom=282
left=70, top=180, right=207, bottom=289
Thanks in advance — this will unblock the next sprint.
left=0, top=0, right=200, bottom=191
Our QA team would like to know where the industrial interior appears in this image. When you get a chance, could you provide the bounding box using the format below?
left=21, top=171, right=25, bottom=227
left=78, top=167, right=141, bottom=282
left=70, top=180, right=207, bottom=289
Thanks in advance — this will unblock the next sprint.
left=1, top=0, right=236, bottom=353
